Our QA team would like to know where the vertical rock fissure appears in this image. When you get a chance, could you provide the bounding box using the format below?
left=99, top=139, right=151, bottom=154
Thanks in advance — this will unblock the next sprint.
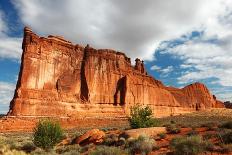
left=80, top=45, right=89, bottom=102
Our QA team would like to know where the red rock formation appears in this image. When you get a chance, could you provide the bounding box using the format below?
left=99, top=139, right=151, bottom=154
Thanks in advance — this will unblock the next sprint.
left=7, top=27, right=224, bottom=118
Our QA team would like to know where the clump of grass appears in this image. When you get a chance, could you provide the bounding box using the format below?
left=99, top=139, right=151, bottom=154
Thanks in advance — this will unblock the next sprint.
left=219, top=144, right=232, bottom=154
left=21, top=142, right=36, bottom=153
left=187, top=130, right=199, bottom=136
left=127, top=134, right=156, bottom=155
left=166, top=124, right=181, bottom=134
left=103, top=134, right=118, bottom=146
left=90, top=145, right=128, bottom=155
left=33, top=119, right=64, bottom=150
left=56, top=144, right=81, bottom=155
left=170, top=135, right=213, bottom=155
left=157, top=133, right=166, bottom=139
left=220, top=121, right=232, bottom=129
left=129, top=105, right=160, bottom=129
left=221, top=131, right=232, bottom=144
left=31, top=148, right=57, bottom=155
left=201, top=122, right=218, bottom=130
left=203, top=133, right=215, bottom=140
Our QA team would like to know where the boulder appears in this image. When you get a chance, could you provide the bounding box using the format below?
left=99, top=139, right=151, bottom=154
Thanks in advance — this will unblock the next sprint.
left=74, top=129, right=105, bottom=146
left=120, top=127, right=166, bottom=139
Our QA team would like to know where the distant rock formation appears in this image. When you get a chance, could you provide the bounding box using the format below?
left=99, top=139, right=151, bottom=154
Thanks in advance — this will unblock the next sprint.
left=7, top=27, right=224, bottom=118
left=224, top=101, right=232, bottom=109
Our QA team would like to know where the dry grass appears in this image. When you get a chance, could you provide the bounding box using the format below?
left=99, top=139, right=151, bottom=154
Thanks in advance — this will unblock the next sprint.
left=158, top=109, right=232, bottom=128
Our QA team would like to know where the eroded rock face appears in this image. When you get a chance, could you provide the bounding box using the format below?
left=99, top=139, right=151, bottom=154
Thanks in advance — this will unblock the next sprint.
left=8, top=27, right=224, bottom=118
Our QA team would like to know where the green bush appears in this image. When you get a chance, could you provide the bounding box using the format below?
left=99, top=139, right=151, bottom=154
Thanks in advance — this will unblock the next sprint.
left=220, top=121, right=232, bottom=129
left=129, top=105, right=159, bottom=129
left=170, top=135, right=213, bottom=155
left=33, top=119, right=64, bottom=150
left=127, top=134, right=156, bottom=155
left=90, top=145, right=128, bottom=155
left=166, top=124, right=181, bottom=134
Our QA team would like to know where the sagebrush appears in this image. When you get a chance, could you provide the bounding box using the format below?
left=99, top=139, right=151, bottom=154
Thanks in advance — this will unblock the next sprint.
left=33, top=119, right=64, bottom=150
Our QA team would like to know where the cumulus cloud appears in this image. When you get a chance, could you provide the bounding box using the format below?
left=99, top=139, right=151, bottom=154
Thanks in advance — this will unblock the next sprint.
left=150, top=65, right=161, bottom=71
left=11, top=0, right=226, bottom=61
left=0, top=10, right=22, bottom=60
left=161, top=66, right=174, bottom=74
left=0, top=81, right=15, bottom=111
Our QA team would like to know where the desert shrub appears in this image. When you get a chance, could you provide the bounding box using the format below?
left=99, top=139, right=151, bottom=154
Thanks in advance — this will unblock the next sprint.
left=187, top=130, right=199, bottom=136
left=127, top=134, right=156, bottom=155
left=170, top=135, right=213, bottom=155
left=21, top=142, right=36, bottom=153
left=220, top=121, right=232, bottom=129
left=203, top=133, right=215, bottom=140
left=33, top=119, right=64, bottom=150
left=2, top=149, right=27, bottom=155
left=117, top=137, right=126, bottom=146
left=31, top=148, right=57, bottom=155
left=4, top=138, right=18, bottom=150
left=157, top=133, right=166, bottom=139
left=220, top=144, right=232, bottom=154
left=90, top=145, right=128, bottom=155
left=201, top=122, right=218, bottom=130
left=166, top=124, right=181, bottom=134
left=56, top=144, right=81, bottom=154
left=129, top=105, right=159, bottom=129
left=103, top=134, right=118, bottom=146
left=221, top=131, right=232, bottom=144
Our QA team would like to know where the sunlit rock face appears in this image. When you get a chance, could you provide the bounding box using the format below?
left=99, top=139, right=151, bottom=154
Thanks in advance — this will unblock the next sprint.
left=8, top=27, right=224, bottom=118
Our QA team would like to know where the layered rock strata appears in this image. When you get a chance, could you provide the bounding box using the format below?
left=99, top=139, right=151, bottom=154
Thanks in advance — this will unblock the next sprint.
left=8, top=27, right=224, bottom=118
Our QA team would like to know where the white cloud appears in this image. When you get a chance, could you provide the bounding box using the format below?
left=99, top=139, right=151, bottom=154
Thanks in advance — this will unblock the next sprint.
left=0, top=81, right=15, bottom=106
left=11, top=0, right=228, bottom=62
left=0, top=10, right=22, bottom=60
left=161, top=66, right=174, bottom=74
left=150, top=65, right=161, bottom=71
left=0, top=37, right=22, bottom=60
left=157, top=0, right=232, bottom=87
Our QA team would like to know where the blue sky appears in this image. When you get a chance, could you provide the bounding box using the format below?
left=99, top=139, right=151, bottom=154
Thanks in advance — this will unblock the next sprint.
left=0, top=0, right=232, bottom=114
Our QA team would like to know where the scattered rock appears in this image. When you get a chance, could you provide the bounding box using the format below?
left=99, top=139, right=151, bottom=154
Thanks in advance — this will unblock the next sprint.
left=120, top=127, right=166, bottom=139
left=74, top=129, right=105, bottom=146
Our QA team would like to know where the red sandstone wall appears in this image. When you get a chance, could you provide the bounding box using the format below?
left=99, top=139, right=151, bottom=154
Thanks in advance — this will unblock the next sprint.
left=8, top=27, right=224, bottom=118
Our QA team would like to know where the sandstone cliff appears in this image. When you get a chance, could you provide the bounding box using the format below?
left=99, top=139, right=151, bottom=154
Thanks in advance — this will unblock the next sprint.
left=8, top=27, right=224, bottom=118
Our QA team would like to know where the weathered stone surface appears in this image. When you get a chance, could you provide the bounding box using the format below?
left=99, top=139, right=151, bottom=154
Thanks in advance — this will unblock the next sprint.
left=74, top=129, right=105, bottom=145
left=7, top=27, right=224, bottom=118
left=120, top=127, right=166, bottom=139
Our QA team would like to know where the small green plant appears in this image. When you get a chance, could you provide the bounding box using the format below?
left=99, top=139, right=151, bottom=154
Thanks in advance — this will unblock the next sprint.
left=166, top=124, right=181, bottom=134
left=170, top=135, right=213, bottom=155
left=127, top=134, right=156, bottom=155
left=33, top=119, right=64, bottom=150
left=157, top=133, right=166, bottom=139
left=129, top=105, right=159, bottom=129
left=90, top=145, right=128, bottom=155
